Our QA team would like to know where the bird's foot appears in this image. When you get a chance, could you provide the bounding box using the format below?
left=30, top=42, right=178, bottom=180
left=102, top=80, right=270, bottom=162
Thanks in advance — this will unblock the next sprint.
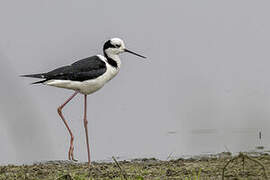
left=68, top=146, right=78, bottom=162
left=71, top=157, right=78, bottom=162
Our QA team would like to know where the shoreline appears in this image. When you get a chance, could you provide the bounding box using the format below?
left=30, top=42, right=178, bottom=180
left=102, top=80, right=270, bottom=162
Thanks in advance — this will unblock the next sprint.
left=0, top=152, right=270, bottom=179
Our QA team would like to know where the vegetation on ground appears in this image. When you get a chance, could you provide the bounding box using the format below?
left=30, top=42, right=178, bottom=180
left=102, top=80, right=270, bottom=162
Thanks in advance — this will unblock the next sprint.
left=0, top=152, right=269, bottom=179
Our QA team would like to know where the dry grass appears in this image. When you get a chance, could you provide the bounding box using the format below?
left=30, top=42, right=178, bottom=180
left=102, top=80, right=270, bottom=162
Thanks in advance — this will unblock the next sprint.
left=0, top=152, right=270, bottom=179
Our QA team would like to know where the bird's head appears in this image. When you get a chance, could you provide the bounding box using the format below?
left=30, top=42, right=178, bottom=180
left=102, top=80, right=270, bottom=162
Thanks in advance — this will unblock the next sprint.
left=103, top=38, right=146, bottom=59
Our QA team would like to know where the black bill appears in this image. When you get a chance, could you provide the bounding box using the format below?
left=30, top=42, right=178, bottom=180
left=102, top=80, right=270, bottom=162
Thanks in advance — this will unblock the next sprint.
left=124, top=49, right=147, bottom=58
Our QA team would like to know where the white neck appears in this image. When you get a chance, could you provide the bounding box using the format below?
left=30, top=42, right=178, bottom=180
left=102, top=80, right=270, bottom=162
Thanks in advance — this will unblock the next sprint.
left=107, top=54, right=121, bottom=68
left=104, top=50, right=122, bottom=69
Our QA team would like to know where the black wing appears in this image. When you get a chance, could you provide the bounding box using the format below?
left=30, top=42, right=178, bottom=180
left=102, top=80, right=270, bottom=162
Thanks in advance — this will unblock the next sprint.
left=22, top=56, right=107, bottom=83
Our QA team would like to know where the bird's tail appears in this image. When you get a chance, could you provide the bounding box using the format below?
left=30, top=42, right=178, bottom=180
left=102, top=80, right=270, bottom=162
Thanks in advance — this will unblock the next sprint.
left=20, top=73, right=47, bottom=84
left=20, top=73, right=45, bottom=79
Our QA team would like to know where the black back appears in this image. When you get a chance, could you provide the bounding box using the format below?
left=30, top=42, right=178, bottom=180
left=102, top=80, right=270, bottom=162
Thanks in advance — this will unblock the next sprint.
left=42, top=56, right=107, bottom=82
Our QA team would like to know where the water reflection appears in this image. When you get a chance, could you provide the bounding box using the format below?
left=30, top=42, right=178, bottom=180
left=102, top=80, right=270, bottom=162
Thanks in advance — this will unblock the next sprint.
left=190, top=129, right=218, bottom=134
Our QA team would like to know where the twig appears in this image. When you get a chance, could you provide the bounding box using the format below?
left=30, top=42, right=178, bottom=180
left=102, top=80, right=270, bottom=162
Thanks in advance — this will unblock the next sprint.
left=56, top=174, right=73, bottom=180
left=166, top=152, right=173, bottom=161
left=242, top=155, right=245, bottom=172
left=244, top=154, right=268, bottom=179
left=112, top=156, right=128, bottom=180
left=86, top=164, right=102, bottom=179
left=222, top=155, right=239, bottom=180
left=224, top=145, right=230, bottom=153
left=222, top=152, right=268, bottom=180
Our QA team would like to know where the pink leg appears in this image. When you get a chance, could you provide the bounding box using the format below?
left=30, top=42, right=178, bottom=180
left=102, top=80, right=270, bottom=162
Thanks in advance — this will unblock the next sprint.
left=83, top=94, right=91, bottom=166
left=57, top=91, right=79, bottom=161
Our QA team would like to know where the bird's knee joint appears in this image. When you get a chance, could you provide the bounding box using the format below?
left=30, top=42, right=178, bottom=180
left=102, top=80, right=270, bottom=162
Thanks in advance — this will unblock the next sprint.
left=57, top=107, right=62, bottom=114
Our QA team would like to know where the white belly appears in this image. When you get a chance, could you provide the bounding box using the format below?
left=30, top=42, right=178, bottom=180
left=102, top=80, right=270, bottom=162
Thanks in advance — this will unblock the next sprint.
left=45, top=63, right=120, bottom=95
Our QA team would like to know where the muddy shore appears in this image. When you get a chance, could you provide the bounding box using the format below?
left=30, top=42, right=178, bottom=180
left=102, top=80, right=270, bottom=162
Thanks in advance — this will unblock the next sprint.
left=0, top=152, right=269, bottom=179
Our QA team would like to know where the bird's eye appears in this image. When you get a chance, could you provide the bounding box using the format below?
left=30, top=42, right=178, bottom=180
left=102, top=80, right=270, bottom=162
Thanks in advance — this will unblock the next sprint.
left=114, top=44, right=121, bottom=48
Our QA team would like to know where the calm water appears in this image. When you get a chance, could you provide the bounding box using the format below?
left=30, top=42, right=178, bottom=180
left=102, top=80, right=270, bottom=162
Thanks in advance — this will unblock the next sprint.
left=110, top=128, right=269, bottom=162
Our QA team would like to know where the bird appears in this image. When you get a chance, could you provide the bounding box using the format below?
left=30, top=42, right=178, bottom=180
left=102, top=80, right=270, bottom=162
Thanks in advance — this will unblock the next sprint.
left=21, top=38, right=146, bottom=166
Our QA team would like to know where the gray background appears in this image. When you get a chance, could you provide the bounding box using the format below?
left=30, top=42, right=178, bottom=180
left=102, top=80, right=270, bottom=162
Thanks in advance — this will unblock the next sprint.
left=1, top=0, right=270, bottom=164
